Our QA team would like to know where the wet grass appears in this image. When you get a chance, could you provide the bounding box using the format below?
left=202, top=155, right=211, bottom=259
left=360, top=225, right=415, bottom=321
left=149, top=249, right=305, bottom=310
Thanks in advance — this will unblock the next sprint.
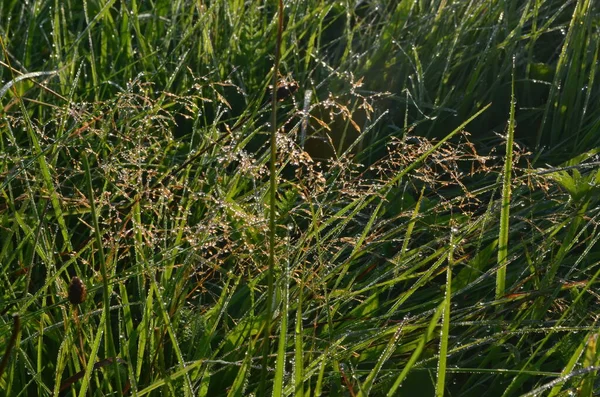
left=1, top=0, right=600, bottom=396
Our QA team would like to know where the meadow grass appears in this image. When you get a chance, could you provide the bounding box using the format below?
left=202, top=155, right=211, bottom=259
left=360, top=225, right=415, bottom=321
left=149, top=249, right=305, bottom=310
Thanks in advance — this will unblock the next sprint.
left=1, top=0, right=600, bottom=396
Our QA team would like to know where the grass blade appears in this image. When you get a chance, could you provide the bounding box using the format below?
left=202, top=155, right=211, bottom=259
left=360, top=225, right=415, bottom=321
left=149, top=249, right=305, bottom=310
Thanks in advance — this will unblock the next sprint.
left=495, top=57, right=516, bottom=299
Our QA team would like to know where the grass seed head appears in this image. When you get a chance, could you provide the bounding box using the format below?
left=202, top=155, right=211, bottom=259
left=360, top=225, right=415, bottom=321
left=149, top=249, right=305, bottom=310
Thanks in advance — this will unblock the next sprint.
left=68, top=276, right=87, bottom=305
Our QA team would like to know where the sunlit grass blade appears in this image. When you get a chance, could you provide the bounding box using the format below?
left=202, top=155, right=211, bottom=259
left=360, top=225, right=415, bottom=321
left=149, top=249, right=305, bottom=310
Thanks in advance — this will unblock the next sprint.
left=227, top=337, right=256, bottom=397
left=273, top=260, right=289, bottom=397
left=576, top=333, right=600, bottom=397
left=495, top=58, right=516, bottom=300
left=136, top=360, right=204, bottom=397
left=77, top=305, right=105, bottom=397
left=502, top=244, right=600, bottom=396
left=546, top=330, right=594, bottom=397
left=436, top=232, right=456, bottom=397
left=81, top=153, right=123, bottom=393
left=387, top=302, right=445, bottom=396
left=149, top=278, right=193, bottom=395
left=357, top=323, right=404, bottom=397
left=294, top=280, right=305, bottom=397
left=261, top=1, right=285, bottom=393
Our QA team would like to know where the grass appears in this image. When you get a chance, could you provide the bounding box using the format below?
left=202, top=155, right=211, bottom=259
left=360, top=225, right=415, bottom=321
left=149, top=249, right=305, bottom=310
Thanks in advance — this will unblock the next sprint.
left=1, top=0, right=600, bottom=396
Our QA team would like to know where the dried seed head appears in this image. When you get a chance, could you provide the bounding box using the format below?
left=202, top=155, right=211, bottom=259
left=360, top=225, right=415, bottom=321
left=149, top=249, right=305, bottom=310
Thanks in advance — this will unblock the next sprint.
left=275, top=81, right=299, bottom=101
left=68, top=276, right=87, bottom=305
left=268, top=78, right=299, bottom=102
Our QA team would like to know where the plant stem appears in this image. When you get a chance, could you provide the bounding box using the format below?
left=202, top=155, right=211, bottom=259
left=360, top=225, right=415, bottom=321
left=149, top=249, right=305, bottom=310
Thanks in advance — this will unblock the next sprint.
left=260, top=0, right=284, bottom=394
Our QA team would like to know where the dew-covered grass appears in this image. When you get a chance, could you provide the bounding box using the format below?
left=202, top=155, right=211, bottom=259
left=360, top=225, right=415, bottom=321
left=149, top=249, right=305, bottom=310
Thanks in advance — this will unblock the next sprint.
left=1, top=1, right=600, bottom=396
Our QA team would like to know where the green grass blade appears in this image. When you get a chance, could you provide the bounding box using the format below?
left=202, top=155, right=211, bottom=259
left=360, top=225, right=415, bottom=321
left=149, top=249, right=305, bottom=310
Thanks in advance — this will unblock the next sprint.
left=387, top=302, right=445, bottom=396
left=577, top=333, right=600, bottom=397
left=358, top=323, right=404, bottom=397
left=495, top=57, right=516, bottom=299
left=77, top=304, right=105, bottom=397
left=261, top=1, right=285, bottom=394
left=273, top=261, right=289, bottom=397
left=136, top=360, right=204, bottom=397
left=228, top=338, right=256, bottom=397
left=294, top=280, right=304, bottom=397
left=436, top=231, right=456, bottom=397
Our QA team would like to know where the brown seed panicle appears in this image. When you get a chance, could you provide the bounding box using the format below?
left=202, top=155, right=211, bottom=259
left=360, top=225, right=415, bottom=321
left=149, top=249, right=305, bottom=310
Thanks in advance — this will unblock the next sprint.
left=268, top=75, right=299, bottom=103
left=68, top=276, right=87, bottom=305
left=275, top=80, right=299, bottom=102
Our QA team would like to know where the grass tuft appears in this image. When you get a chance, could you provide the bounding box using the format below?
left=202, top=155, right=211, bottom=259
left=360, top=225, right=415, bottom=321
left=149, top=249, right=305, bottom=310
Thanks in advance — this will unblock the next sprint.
left=1, top=1, right=600, bottom=396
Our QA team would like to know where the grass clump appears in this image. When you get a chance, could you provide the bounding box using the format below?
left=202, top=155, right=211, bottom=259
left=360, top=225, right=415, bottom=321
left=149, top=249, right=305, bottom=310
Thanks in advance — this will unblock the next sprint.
left=1, top=0, right=600, bottom=396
